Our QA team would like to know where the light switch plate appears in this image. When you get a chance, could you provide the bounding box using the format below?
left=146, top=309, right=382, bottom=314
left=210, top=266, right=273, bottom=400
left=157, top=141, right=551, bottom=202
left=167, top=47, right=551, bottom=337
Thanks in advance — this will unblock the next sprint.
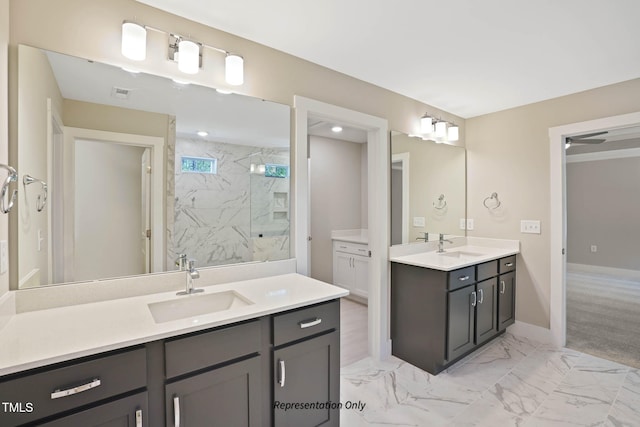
left=521, top=220, right=541, bottom=234
left=0, top=240, right=7, bottom=275
left=466, top=219, right=475, bottom=230
left=413, top=217, right=425, bottom=227
left=459, top=219, right=466, bottom=230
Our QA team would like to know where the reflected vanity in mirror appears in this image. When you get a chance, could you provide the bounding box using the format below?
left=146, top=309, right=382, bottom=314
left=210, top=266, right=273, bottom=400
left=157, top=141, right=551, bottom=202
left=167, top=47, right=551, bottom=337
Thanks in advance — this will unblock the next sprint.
left=390, top=131, right=466, bottom=245
left=13, top=44, right=291, bottom=289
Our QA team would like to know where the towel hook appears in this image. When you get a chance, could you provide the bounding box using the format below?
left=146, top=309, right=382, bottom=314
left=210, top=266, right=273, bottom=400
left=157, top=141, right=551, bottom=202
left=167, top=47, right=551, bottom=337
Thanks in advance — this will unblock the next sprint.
left=23, top=174, right=48, bottom=212
left=0, top=164, right=18, bottom=214
left=483, top=192, right=501, bottom=209
left=433, top=194, right=447, bottom=210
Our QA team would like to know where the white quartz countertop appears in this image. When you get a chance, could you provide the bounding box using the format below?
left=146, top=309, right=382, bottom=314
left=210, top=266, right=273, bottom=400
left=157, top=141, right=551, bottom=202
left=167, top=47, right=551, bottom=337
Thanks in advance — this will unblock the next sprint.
left=331, top=229, right=369, bottom=244
left=390, top=244, right=519, bottom=271
left=0, top=273, right=348, bottom=376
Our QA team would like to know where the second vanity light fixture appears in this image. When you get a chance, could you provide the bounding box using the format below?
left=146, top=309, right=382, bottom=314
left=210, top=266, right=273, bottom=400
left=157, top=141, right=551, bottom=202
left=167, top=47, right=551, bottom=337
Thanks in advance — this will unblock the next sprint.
left=121, top=21, right=244, bottom=86
left=419, top=114, right=459, bottom=143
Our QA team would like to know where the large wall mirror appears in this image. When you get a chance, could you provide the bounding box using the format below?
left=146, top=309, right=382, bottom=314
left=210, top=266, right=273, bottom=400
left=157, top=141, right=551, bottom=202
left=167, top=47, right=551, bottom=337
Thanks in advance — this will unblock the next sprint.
left=390, top=131, right=466, bottom=245
left=13, top=44, right=291, bottom=289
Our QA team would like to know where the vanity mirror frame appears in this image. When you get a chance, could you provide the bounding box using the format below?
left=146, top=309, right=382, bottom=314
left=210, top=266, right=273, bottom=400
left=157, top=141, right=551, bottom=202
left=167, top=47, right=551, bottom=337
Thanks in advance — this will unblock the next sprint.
left=390, top=130, right=467, bottom=246
left=10, top=44, right=293, bottom=290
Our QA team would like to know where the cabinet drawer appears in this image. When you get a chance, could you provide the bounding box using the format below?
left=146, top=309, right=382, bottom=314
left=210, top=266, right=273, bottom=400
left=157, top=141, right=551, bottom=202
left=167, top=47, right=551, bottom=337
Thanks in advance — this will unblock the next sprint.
left=333, top=241, right=370, bottom=257
left=273, top=300, right=340, bottom=347
left=0, top=347, right=146, bottom=426
left=448, top=266, right=476, bottom=291
left=477, top=260, right=498, bottom=282
left=165, top=320, right=261, bottom=379
left=499, top=256, right=516, bottom=273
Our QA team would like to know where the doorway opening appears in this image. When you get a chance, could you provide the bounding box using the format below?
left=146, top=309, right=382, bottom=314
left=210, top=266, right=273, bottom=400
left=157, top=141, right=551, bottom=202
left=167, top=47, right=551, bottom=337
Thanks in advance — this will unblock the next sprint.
left=549, top=111, right=640, bottom=358
left=294, top=96, right=390, bottom=363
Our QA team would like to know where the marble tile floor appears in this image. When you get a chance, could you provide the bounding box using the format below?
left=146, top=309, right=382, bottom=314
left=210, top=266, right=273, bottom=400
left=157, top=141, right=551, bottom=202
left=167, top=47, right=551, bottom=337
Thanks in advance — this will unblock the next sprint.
left=340, top=333, right=640, bottom=426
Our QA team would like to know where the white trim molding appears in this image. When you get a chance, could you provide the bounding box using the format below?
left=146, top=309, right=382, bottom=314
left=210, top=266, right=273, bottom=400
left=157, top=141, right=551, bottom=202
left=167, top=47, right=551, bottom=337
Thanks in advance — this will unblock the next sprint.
left=566, top=147, right=640, bottom=163
left=293, top=95, right=391, bottom=360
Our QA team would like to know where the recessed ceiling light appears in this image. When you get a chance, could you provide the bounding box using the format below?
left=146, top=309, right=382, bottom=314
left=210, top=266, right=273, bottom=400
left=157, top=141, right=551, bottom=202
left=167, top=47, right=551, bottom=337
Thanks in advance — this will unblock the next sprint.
left=331, top=126, right=343, bottom=133
left=197, top=131, right=208, bottom=137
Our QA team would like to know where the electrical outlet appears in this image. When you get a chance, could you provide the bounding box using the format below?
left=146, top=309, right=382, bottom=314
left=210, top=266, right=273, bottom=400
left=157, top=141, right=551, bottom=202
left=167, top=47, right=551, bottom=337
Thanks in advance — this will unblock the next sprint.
left=413, top=217, right=425, bottom=227
left=466, top=219, right=475, bottom=230
left=590, top=245, right=597, bottom=253
left=520, top=220, right=541, bottom=234
left=459, top=219, right=466, bottom=230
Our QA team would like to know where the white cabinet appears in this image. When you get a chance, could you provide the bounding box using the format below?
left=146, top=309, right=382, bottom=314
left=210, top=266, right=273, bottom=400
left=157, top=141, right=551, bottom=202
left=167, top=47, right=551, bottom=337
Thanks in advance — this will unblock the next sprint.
left=332, top=241, right=370, bottom=299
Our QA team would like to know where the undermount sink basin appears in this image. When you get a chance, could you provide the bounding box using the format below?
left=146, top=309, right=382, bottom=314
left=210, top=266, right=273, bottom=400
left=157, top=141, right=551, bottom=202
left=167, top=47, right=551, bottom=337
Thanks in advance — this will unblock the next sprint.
left=439, top=250, right=485, bottom=259
left=148, top=290, right=254, bottom=323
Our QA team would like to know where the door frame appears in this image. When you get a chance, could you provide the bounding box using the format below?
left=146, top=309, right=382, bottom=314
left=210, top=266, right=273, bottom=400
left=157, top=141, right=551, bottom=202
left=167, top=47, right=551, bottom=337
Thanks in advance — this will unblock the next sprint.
left=294, top=96, right=391, bottom=360
left=548, top=110, right=640, bottom=347
left=62, top=127, right=165, bottom=278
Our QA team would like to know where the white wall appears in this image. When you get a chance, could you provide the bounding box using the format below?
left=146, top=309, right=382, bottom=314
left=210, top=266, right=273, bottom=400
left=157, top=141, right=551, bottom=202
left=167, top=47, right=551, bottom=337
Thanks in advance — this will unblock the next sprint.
left=309, top=135, right=365, bottom=284
left=0, top=0, right=9, bottom=296
left=566, top=156, right=640, bottom=271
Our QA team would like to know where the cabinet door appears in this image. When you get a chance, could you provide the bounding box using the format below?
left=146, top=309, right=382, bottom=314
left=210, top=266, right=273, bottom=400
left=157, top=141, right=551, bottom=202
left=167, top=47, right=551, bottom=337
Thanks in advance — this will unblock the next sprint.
left=476, top=278, right=498, bottom=345
left=166, top=356, right=262, bottom=427
left=274, top=331, right=340, bottom=427
left=333, top=252, right=354, bottom=291
left=498, top=271, right=516, bottom=330
left=447, top=285, right=476, bottom=361
left=352, top=256, right=369, bottom=298
left=39, top=392, right=148, bottom=427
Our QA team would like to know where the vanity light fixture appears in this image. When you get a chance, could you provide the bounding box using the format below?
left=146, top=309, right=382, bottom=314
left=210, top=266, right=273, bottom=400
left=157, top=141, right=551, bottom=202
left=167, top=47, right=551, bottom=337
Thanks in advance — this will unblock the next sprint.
left=121, top=21, right=147, bottom=61
left=120, top=20, right=245, bottom=86
left=447, top=125, right=459, bottom=141
left=419, top=113, right=459, bottom=143
left=420, top=116, right=433, bottom=134
left=434, top=121, right=447, bottom=139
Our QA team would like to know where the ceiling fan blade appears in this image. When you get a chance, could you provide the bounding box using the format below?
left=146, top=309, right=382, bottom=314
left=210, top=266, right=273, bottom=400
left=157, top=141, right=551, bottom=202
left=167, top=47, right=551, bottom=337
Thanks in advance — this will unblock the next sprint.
left=573, top=139, right=606, bottom=144
left=573, top=131, right=608, bottom=140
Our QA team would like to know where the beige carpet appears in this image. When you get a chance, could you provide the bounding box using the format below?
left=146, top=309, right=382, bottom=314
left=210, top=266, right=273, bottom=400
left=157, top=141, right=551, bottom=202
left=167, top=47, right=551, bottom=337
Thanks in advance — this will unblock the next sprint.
left=566, top=270, right=640, bottom=368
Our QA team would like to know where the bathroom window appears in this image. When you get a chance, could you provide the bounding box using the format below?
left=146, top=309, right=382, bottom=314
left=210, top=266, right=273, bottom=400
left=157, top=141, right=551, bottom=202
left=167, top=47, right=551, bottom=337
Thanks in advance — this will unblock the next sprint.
left=265, top=164, right=289, bottom=178
left=181, top=156, right=218, bottom=174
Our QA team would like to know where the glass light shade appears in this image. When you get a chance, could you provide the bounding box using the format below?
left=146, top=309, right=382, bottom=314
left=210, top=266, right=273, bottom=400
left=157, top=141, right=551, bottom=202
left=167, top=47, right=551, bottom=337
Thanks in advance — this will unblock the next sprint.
left=121, top=22, right=146, bottom=61
left=178, top=40, right=200, bottom=74
left=225, top=54, right=244, bottom=86
left=447, top=125, right=459, bottom=141
left=434, top=121, right=447, bottom=138
left=420, top=116, right=433, bottom=134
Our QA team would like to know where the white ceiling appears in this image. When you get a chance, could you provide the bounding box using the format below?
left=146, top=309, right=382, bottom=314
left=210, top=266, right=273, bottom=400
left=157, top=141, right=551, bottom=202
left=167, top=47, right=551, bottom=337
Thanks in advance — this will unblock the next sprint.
left=136, top=0, right=640, bottom=118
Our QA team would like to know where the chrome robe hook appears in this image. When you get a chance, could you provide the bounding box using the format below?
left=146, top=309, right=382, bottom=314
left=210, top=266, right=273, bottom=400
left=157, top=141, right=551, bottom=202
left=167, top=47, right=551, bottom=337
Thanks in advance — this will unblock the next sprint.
left=23, top=174, right=48, bottom=212
left=0, top=164, right=18, bottom=214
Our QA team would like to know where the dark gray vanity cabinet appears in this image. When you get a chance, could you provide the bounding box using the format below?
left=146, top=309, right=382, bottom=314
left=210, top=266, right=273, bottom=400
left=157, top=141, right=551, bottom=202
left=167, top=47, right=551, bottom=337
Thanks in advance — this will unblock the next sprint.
left=391, top=256, right=515, bottom=375
left=498, top=256, right=517, bottom=330
left=0, top=299, right=342, bottom=427
left=272, top=301, right=340, bottom=427
left=164, top=320, right=264, bottom=427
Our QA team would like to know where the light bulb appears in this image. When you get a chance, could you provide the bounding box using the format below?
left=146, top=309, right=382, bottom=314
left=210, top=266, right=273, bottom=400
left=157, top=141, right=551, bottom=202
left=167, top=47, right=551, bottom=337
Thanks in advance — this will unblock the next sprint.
left=420, top=116, right=433, bottom=134
left=225, top=54, right=244, bottom=86
left=434, top=121, right=447, bottom=138
left=448, top=125, right=459, bottom=141
left=121, top=22, right=146, bottom=61
left=178, top=40, right=199, bottom=74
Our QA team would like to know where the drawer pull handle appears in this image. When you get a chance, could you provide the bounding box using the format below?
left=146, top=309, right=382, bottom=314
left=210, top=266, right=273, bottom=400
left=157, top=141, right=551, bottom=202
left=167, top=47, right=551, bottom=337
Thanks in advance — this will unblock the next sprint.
left=458, top=275, right=471, bottom=281
left=501, top=280, right=506, bottom=294
left=173, top=396, right=181, bottom=427
left=505, top=262, right=514, bottom=267
left=478, top=288, right=484, bottom=304
left=279, top=360, right=286, bottom=387
left=299, top=318, right=322, bottom=329
left=51, top=378, right=101, bottom=399
left=471, top=291, right=477, bottom=307
left=136, top=409, right=143, bottom=427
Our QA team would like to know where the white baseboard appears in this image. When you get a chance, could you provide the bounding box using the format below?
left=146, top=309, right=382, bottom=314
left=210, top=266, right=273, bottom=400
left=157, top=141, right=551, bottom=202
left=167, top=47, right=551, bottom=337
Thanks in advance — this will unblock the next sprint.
left=508, top=320, right=554, bottom=345
left=567, top=263, right=640, bottom=280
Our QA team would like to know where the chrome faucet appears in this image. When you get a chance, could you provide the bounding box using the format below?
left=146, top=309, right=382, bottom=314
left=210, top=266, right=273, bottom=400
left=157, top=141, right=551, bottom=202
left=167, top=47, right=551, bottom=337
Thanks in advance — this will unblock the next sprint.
left=176, top=255, right=203, bottom=295
left=437, top=233, right=453, bottom=253
left=416, top=232, right=429, bottom=242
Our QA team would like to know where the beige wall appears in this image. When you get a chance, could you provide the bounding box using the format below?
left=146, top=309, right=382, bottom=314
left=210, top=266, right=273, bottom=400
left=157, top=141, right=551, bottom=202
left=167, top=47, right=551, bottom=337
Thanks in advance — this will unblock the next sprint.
left=15, top=45, right=63, bottom=287
left=309, top=136, right=365, bottom=284
left=466, top=78, right=640, bottom=329
left=1, top=0, right=9, bottom=296
left=566, top=156, right=640, bottom=271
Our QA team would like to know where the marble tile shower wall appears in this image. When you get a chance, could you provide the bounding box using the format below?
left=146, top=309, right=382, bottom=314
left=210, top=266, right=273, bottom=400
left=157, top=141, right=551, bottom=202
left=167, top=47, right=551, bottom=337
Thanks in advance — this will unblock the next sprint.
left=171, top=137, right=290, bottom=268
